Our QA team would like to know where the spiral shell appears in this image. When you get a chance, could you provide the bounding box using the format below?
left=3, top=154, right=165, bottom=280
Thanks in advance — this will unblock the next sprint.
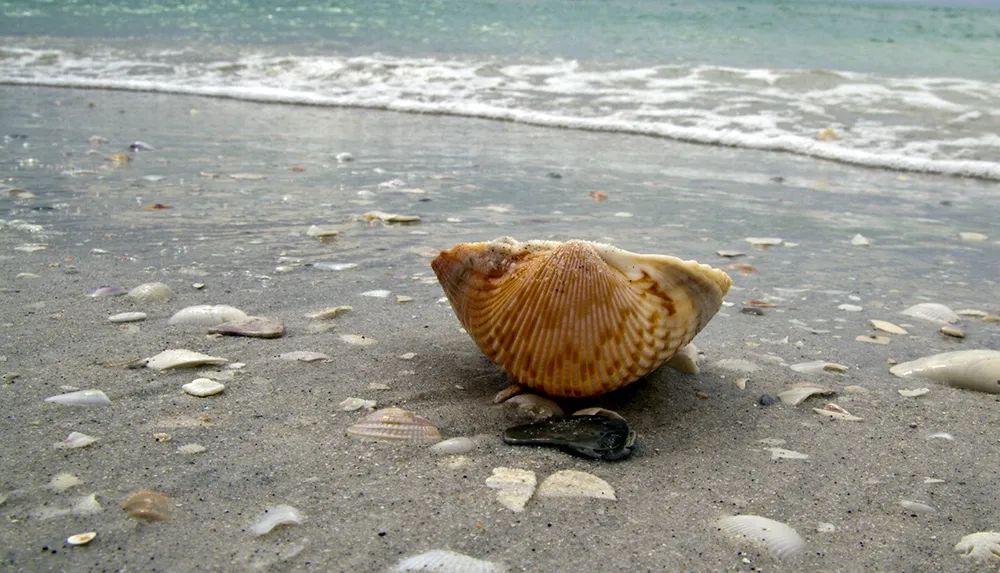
left=431, top=237, right=731, bottom=397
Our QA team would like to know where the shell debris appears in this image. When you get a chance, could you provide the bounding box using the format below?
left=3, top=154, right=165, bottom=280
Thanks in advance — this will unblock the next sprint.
left=49, top=473, right=82, bottom=492
left=394, top=550, right=507, bottom=573
left=182, top=378, right=225, bottom=397
left=309, top=306, right=352, bottom=319
left=717, top=515, right=806, bottom=560
left=359, top=289, right=391, bottom=298
left=340, top=334, right=377, bottom=346
left=856, top=334, right=890, bottom=345
left=765, top=448, right=809, bottom=461
left=108, top=312, right=147, bottom=323
left=177, top=443, right=207, bottom=455
left=249, top=504, right=304, bottom=537
left=813, top=403, right=862, bottom=421
left=776, top=385, right=833, bottom=406
left=122, top=490, right=172, bottom=522
left=362, top=211, right=420, bottom=223
left=146, top=349, right=227, bottom=371
left=954, top=531, right=1000, bottom=562
left=745, top=237, right=783, bottom=247
left=305, top=225, right=339, bottom=238
left=940, top=326, right=965, bottom=338
left=665, top=343, right=700, bottom=375
left=207, top=317, right=285, bottom=339
left=347, top=407, right=442, bottom=444
left=870, top=319, right=907, bottom=335
left=485, top=467, right=537, bottom=512
left=900, top=500, right=936, bottom=514
left=45, top=389, right=111, bottom=406
left=503, top=394, right=563, bottom=419
left=168, top=304, right=249, bottom=326
left=278, top=351, right=330, bottom=362
left=889, top=350, right=1000, bottom=394
left=536, top=470, right=616, bottom=500
left=338, top=397, right=376, bottom=411
left=898, top=388, right=930, bottom=397
left=430, top=437, right=475, bottom=455
left=851, top=233, right=871, bottom=247
left=54, top=431, right=98, bottom=449
left=66, top=532, right=97, bottom=546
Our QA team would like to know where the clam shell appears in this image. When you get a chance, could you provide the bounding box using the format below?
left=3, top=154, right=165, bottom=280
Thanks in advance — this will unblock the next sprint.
left=717, top=515, right=805, bottom=560
left=395, top=550, right=506, bottom=573
left=889, top=350, right=1000, bottom=394
left=431, top=237, right=731, bottom=397
left=347, top=407, right=442, bottom=444
left=901, top=302, right=959, bottom=324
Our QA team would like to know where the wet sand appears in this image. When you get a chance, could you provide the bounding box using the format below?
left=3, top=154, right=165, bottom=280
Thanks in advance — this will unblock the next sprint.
left=1, top=86, right=999, bottom=572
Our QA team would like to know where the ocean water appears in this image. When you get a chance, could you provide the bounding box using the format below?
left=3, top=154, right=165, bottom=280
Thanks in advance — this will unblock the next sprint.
left=2, top=0, right=999, bottom=179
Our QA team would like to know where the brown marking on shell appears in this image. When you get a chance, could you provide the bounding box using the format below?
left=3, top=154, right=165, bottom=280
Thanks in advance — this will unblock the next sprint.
left=122, top=490, right=172, bottom=522
left=432, top=237, right=732, bottom=397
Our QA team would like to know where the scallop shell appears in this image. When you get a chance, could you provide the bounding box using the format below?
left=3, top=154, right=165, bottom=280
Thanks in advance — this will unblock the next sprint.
left=717, top=515, right=806, bottom=560
left=346, top=407, right=442, bottom=444
left=431, top=237, right=732, bottom=397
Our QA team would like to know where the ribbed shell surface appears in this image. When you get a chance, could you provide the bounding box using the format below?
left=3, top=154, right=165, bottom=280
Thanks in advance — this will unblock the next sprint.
left=347, top=407, right=442, bottom=444
left=432, top=238, right=732, bottom=397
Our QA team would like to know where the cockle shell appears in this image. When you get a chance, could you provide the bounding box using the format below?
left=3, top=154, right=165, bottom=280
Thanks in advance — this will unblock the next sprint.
left=346, top=407, right=442, bottom=444
left=431, top=237, right=732, bottom=397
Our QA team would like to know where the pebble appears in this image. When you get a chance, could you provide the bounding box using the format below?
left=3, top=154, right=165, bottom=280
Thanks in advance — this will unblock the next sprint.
left=182, top=378, right=225, bottom=397
left=758, top=393, right=778, bottom=406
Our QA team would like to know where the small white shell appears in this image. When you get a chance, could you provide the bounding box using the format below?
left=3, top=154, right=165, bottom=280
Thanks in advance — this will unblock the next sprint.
left=359, top=289, right=391, bottom=298
left=777, top=385, right=833, bottom=406
left=308, top=306, right=352, bottom=319
left=765, top=448, right=809, bottom=461
left=45, top=389, right=111, bottom=405
left=745, top=237, right=783, bottom=247
left=49, top=473, right=82, bottom=492
left=338, top=397, right=376, bottom=411
left=177, top=443, right=207, bottom=455
left=305, top=225, right=339, bottom=237
left=248, top=505, right=303, bottom=537
left=278, top=351, right=330, bottom=362
left=66, top=531, right=97, bottom=546
left=870, top=319, right=907, bottom=334
left=108, top=312, right=147, bottom=323
left=485, top=467, right=537, bottom=512
left=898, top=388, right=930, bottom=397
left=340, top=334, right=376, bottom=346
left=838, top=304, right=863, bottom=312
left=901, top=302, right=959, bottom=324
left=813, top=404, right=863, bottom=421
left=718, top=515, right=806, bottom=560
left=71, top=493, right=103, bottom=516
left=536, top=470, right=616, bottom=500
left=900, top=500, right=936, bottom=514
left=146, top=349, right=227, bottom=371
left=889, top=350, right=1000, bottom=394
left=168, top=304, right=249, bottom=326
left=851, top=234, right=870, bottom=247
left=54, top=431, right=98, bottom=449
left=128, top=282, right=173, bottom=302
left=182, top=378, right=225, bottom=397
left=394, top=550, right=507, bottom=573
left=430, top=437, right=475, bottom=455
left=954, top=531, right=1000, bottom=562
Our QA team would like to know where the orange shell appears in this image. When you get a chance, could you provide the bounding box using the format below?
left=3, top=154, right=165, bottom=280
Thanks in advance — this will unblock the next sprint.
left=431, top=237, right=732, bottom=398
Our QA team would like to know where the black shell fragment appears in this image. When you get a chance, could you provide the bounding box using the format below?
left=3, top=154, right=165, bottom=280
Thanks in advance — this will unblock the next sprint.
left=502, top=415, right=635, bottom=461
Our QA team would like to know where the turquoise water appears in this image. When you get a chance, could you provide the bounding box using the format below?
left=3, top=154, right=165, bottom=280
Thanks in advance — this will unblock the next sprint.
left=2, top=0, right=1000, bottom=178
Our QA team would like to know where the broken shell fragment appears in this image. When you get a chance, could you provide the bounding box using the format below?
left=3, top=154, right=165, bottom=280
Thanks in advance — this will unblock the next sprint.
left=146, top=349, right=227, bottom=370
left=122, top=490, right=172, bottom=522
left=309, top=306, right=352, bottom=319
left=870, top=319, right=907, bottom=335
left=395, top=550, right=506, bottom=573
left=536, top=469, right=616, bottom=500
left=278, top=351, right=330, bottom=362
left=503, top=394, right=564, bottom=419
left=765, top=448, right=809, bottom=461
left=485, top=467, right=537, bottom=512
left=182, top=378, right=225, bottom=397
left=108, top=312, right=147, bottom=323
left=777, top=385, right=834, bottom=406
left=940, top=326, right=965, bottom=338
left=177, top=443, right=206, bottom=455
left=889, top=350, right=1000, bottom=394
left=717, top=515, right=806, bottom=560
left=45, top=389, right=111, bottom=405
left=49, top=473, right=82, bottom=492
left=502, top=415, right=635, bottom=460
left=851, top=234, right=871, bottom=247
left=347, top=407, right=442, bottom=444
left=54, top=431, right=98, bottom=449
left=128, top=282, right=173, bottom=302
left=306, top=225, right=339, bottom=238
left=340, top=334, right=376, bottom=346
left=900, top=500, right=936, bottom=514
left=813, top=403, right=862, bottom=421
left=954, top=531, right=1000, bottom=562
left=168, top=304, right=249, bottom=326
left=362, top=211, right=420, bottom=223
left=249, top=505, right=303, bottom=537
left=745, top=237, right=783, bottom=247
left=66, top=532, right=97, bottom=546
left=88, top=285, right=127, bottom=297
left=207, top=317, right=285, bottom=338
left=431, top=237, right=731, bottom=398
left=901, top=303, right=959, bottom=324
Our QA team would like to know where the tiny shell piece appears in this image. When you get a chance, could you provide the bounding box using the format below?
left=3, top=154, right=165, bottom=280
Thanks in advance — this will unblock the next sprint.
left=128, top=282, right=173, bottom=302
left=146, top=349, right=227, bottom=371
left=279, top=351, right=330, bottom=362
left=765, top=448, right=809, bottom=460
left=745, top=237, right=783, bottom=247
left=54, top=431, right=98, bottom=449
left=88, top=285, right=127, bottom=297
left=122, top=490, right=171, bottom=522
left=177, top=443, right=207, bottom=454
left=207, top=316, right=285, bottom=338
left=926, top=432, right=955, bottom=441
left=49, top=473, right=82, bottom=492
left=249, top=505, right=303, bottom=536
left=66, top=532, right=97, bottom=546
left=716, top=250, right=745, bottom=257
left=309, top=306, right=352, bottom=319
left=45, top=389, right=111, bottom=405
left=851, top=234, right=871, bottom=247
left=789, top=361, right=839, bottom=375
left=856, top=334, right=890, bottom=345
left=958, top=232, right=988, bottom=242
left=182, top=378, right=225, bottom=397
left=777, top=386, right=833, bottom=406
left=870, top=319, right=907, bottom=335
left=340, top=334, right=376, bottom=346
left=396, top=295, right=413, bottom=303
left=838, top=304, right=863, bottom=312
left=900, top=500, right=936, bottom=514
left=954, top=532, right=1000, bottom=562
left=398, top=352, right=417, bottom=360
left=360, top=289, right=391, bottom=298
left=898, top=388, right=930, bottom=397
left=168, top=304, right=249, bottom=326
left=430, top=437, right=475, bottom=455
left=940, top=326, right=965, bottom=338
left=813, top=404, right=862, bottom=421
left=338, top=397, right=376, bottom=411
left=395, top=550, right=507, bottom=573
left=347, top=407, right=442, bottom=444
left=306, top=225, right=339, bottom=238
left=536, top=470, right=616, bottom=500
left=108, top=312, right=147, bottom=323
left=485, top=467, right=537, bottom=512
left=665, top=343, right=700, bottom=374
left=718, top=515, right=806, bottom=560
left=901, top=302, right=959, bottom=324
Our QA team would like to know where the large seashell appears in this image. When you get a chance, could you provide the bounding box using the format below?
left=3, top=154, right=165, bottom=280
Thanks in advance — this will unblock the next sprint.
left=431, top=237, right=731, bottom=397
left=889, top=350, right=1000, bottom=394
left=347, top=407, right=442, bottom=444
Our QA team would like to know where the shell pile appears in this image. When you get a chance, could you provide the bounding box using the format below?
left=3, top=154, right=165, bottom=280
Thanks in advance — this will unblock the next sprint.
left=431, top=237, right=732, bottom=397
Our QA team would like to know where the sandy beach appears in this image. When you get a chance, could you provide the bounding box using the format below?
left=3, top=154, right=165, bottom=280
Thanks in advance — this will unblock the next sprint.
left=1, top=86, right=999, bottom=572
